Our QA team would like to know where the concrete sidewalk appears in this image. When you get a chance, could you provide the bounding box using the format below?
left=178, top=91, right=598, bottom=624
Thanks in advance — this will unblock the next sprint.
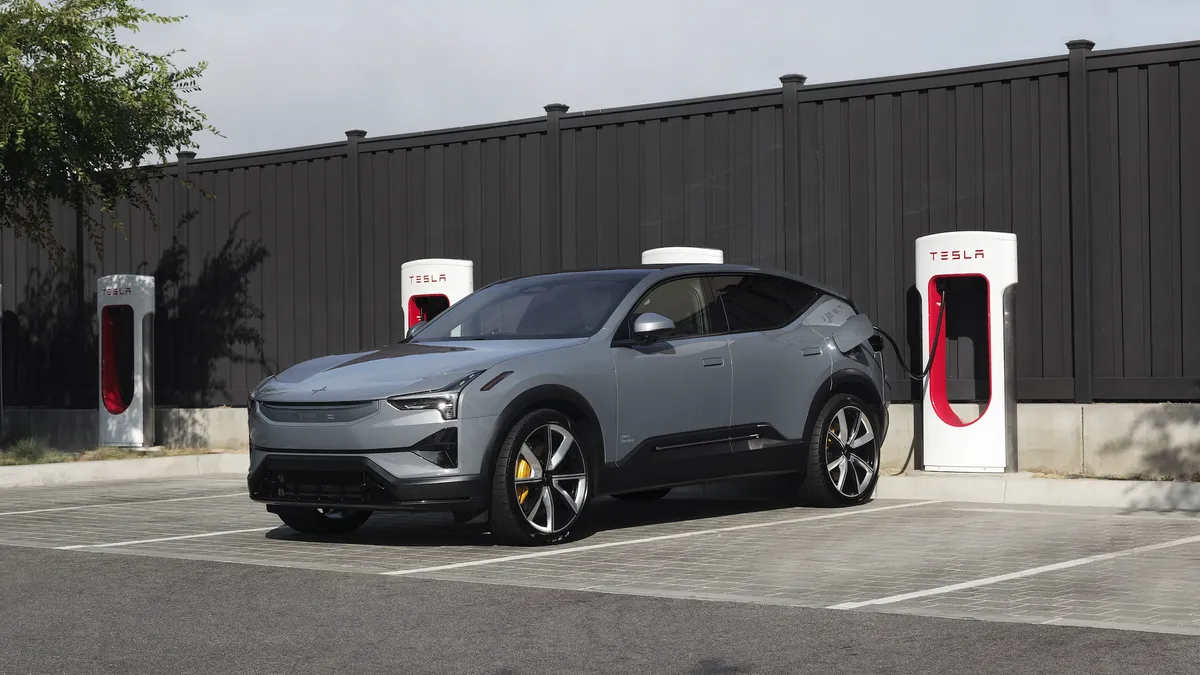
left=875, top=471, right=1200, bottom=512
left=676, top=471, right=1200, bottom=512
left=0, top=452, right=248, bottom=488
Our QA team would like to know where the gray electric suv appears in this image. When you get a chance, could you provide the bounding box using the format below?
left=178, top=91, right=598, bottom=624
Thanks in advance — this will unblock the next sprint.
left=247, top=264, right=890, bottom=545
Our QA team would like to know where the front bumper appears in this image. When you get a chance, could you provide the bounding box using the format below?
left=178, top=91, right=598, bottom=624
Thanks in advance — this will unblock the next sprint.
left=248, top=453, right=489, bottom=513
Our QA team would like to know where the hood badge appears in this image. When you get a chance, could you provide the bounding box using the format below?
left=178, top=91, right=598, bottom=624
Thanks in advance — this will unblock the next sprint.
left=311, top=386, right=327, bottom=395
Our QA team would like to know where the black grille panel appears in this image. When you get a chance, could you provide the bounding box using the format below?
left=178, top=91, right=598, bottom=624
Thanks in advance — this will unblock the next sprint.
left=251, top=467, right=395, bottom=505
left=258, top=401, right=377, bottom=424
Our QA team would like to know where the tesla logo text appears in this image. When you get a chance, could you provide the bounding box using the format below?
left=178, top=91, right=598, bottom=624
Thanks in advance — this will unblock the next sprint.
left=409, top=274, right=448, bottom=283
left=103, top=287, right=132, bottom=296
left=929, top=249, right=985, bottom=261
left=311, top=386, right=327, bottom=395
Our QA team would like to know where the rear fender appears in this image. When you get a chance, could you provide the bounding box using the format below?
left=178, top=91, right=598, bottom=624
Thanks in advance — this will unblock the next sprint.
left=801, top=368, right=884, bottom=446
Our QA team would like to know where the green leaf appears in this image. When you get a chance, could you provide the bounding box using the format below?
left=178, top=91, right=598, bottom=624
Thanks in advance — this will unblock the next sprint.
left=0, top=0, right=220, bottom=261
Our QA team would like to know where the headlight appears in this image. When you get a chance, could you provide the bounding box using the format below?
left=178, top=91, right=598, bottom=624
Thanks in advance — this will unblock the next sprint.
left=386, top=370, right=486, bottom=421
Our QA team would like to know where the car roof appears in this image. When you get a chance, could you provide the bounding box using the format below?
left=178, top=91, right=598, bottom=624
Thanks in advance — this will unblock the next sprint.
left=479, top=263, right=855, bottom=306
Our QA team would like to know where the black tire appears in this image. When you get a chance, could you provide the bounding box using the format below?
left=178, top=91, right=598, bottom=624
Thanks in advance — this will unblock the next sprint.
left=489, top=408, right=593, bottom=546
left=797, top=393, right=882, bottom=507
left=612, top=488, right=671, bottom=501
left=274, top=506, right=373, bottom=534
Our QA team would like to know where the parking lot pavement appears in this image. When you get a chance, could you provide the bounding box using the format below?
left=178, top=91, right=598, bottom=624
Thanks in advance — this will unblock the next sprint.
left=8, top=545, right=1199, bottom=675
left=2, top=475, right=1200, bottom=637
left=0, top=475, right=247, bottom=513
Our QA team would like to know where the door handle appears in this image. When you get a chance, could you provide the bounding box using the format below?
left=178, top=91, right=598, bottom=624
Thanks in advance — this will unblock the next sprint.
left=702, top=357, right=724, bottom=367
left=801, top=347, right=822, bottom=356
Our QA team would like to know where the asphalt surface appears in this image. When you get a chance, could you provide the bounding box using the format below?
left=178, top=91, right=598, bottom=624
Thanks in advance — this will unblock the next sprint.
left=3, top=545, right=1197, bottom=675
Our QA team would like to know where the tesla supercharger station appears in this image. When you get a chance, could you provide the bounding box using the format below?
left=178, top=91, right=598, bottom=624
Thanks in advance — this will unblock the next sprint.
left=400, top=258, right=474, bottom=331
left=97, top=274, right=155, bottom=448
left=641, top=247, right=724, bottom=264
left=916, top=231, right=1018, bottom=473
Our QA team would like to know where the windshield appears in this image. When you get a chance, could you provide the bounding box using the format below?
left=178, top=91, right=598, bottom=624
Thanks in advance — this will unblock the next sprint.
left=409, top=271, right=648, bottom=341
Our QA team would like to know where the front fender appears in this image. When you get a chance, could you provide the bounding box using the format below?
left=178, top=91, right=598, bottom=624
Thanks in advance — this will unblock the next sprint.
left=458, top=343, right=617, bottom=481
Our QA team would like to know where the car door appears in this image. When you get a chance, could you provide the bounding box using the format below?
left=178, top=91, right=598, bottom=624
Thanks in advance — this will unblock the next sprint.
left=708, top=274, right=827, bottom=473
left=607, top=275, right=733, bottom=491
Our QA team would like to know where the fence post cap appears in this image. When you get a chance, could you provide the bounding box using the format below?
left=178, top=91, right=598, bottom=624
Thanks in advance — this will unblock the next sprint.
left=779, top=74, right=807, bottom=85
left=544, top=103, right=569, bottom=113
left=345, top=129, right=367, bottom=138
left=1066, top=39, right=1096, bottom=51
left=176, top=150, right=196, bottom=160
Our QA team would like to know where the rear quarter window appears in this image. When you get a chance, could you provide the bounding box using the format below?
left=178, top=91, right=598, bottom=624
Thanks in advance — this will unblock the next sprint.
left=711, top=274, right=820, bottom=332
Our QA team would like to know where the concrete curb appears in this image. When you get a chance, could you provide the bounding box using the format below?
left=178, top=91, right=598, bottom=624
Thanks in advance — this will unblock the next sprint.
left=875, top=472, right=1200, bottom=511
left=0, top=453, right=249, bottom=489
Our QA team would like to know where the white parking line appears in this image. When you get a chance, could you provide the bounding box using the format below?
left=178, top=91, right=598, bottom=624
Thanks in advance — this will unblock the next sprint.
left=380, top=500, right=940, bottom=576
left=828, top=533, right=1200, bottom=610
left=0, top=493, right=247, bottom=517
left=55, top=527, right=276, bottom=550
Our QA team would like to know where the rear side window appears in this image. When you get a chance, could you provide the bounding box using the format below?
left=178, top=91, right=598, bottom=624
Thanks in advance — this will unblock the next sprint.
left=709, top=275, right=820, bottom=332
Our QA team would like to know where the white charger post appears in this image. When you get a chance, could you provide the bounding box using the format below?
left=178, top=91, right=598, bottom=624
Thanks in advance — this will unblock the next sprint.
left=97, top=275, right=156, bottom=447
left=915, top=231, right=1019, bottom=473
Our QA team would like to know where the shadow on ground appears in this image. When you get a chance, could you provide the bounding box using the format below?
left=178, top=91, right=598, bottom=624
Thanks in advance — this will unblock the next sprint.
left=264, top=493, right=807, bottom=548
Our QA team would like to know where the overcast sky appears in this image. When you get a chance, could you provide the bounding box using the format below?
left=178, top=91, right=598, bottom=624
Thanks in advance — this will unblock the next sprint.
left=132, top=0, right=1199, bottom=159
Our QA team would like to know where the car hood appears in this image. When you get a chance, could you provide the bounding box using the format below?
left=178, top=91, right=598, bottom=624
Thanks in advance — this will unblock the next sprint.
left=252, top=338, right=587, bottom=403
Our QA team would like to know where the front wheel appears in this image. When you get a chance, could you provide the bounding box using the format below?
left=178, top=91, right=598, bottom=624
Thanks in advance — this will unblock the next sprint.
left=274, top=506, right=373, bottom=534
left=489, top=409, right=593, bottom=545
left=797, top=393, right=881, bottom=507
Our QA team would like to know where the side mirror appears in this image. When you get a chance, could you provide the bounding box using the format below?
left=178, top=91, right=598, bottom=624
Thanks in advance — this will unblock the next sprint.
left=407, top=321, right=427, bottom=339
left=631, top=312, right=675, bottom=342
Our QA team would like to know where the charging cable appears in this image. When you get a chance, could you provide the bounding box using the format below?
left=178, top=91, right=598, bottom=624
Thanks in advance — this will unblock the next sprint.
left=872, top=284, right=948, bottom=382
left=870, top=283, right=949, bottom=475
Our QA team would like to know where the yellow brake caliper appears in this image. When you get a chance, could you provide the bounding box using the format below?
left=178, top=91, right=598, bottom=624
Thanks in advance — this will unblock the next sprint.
left=515, top=458, right=532, bottom=504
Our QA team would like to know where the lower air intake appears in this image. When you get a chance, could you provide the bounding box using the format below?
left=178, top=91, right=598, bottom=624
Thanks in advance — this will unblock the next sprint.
left=252, top=468, right=395, bottom=505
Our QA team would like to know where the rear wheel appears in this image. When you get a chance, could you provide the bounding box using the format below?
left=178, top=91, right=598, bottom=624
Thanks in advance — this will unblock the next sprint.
left=274, top=506, right=373, bottom=534
left=489, top=409, right=592, bottom=546
left=797, top=393, right=881, bottom=507
left=612, top=488, right=671, bottom=501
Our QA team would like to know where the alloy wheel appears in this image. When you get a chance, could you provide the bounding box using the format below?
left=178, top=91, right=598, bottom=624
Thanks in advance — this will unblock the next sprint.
left=824, top=405, right=879, bottom=498
left=512, top=422, right=589, bottom=534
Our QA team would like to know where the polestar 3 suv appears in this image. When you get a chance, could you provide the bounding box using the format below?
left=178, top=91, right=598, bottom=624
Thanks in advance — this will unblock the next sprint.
left=247, top=264, right=890, bottom=545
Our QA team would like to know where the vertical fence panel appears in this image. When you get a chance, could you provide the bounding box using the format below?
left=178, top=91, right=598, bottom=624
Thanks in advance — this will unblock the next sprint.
left=387, top=150, right=408, bottom=335
left=617, top=123, right=640, bottom=266
left=519, top=134, right=543, bottom=275
left=444, top=142, right=465, bottom=261
left=1181, top=61, right=1200, bottom=381
left=639, top=119, right=662, bottom=255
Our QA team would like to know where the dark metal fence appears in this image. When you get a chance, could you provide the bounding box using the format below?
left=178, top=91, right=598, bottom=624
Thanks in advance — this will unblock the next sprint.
left=3, top=38, right=1199, bottom=408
